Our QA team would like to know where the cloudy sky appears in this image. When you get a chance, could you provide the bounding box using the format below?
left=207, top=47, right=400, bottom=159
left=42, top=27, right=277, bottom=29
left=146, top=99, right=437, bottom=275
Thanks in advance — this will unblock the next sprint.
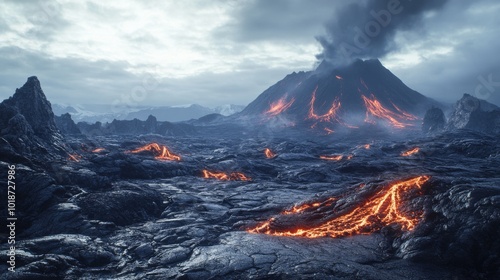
left=1, top=0, right=499, bottom=108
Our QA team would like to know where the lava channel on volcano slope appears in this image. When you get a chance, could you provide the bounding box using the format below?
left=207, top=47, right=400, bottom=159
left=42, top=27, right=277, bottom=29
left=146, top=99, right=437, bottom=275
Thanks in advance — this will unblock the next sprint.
left=265, top=96, right=295, bottom=117
left=248, top=176, right=430, bottom=238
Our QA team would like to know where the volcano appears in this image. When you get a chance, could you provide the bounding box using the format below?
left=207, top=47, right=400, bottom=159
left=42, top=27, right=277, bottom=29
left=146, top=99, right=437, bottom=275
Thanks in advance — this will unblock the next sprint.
left=240, top=59, right=440, bottom=131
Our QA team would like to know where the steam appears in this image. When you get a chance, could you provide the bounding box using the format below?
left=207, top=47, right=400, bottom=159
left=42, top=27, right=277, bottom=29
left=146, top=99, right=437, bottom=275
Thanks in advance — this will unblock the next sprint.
left=316, top=0, right=449, bottom=66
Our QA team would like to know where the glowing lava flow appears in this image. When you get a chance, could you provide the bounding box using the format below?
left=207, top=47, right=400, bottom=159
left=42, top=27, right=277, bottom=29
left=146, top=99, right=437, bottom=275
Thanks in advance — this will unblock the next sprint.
left=320, top=155, right=343, bottom=161
left=264, top=148, right=276, bottom=159
left=401, top=147, right=420, bottom=157
left=68, top=154, right=82, bottom=162
left=361, top=94, right=418, bottom=129
left=265, top=96, right=295, bottom=117
left=202, top=170, right=251, bottom=181
left=248, top=176, right=430, bottom=238
left=308, top=86, right=342, bottom=123
left=128, top=143, right=181, bottom=161
left=282, top=197, right=337, bottom=215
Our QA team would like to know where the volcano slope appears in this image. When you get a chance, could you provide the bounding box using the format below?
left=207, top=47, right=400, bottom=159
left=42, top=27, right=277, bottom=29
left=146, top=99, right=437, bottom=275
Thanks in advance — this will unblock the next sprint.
left=237, top=59, right=440, bottom=133
left=1, top=128, right=499, bottom=279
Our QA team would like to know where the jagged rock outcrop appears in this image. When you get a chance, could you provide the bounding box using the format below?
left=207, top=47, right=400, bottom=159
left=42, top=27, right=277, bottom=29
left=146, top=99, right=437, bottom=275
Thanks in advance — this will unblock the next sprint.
left=446, top=94, right=500, bottom=133
left=422, top=107, right=445, bottom=134
left=55, top=113, right=82, bottom=135
left=0, top=76, right=66, bottom=158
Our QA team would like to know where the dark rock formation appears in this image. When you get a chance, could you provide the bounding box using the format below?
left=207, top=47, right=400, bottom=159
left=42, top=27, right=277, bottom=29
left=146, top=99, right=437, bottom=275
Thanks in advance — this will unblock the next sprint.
left=446, top=93, right=500, bottom=133
left=55, top=113, right=82, bottom=135
left=0, top=76, right=66, bottom=158
left=422, top=107, right=445, bottom=134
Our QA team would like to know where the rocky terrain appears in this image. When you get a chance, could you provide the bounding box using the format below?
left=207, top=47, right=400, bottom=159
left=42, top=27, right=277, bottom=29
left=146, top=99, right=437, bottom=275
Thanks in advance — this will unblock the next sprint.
left=1, top=75, right=499, bottom=279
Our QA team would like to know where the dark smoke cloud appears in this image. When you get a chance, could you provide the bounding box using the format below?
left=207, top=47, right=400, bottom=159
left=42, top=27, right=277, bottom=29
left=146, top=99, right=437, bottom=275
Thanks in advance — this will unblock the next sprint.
left=317, top=0, right=449, bottom=65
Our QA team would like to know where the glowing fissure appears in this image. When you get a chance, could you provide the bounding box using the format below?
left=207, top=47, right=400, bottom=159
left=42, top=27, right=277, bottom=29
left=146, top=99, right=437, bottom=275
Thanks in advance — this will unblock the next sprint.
left=265, top=96, right=295, bottom=117
left=248, top=176, right=430, bottom=238
left=202, top=170, right=250, bottom=181
left=128, top=143, right=181, bottom=161
left=401, top=147, right=420, bottom=157
left=361, top=94, right=417, bottom=129
left=320, top=155, right=343, bottom=161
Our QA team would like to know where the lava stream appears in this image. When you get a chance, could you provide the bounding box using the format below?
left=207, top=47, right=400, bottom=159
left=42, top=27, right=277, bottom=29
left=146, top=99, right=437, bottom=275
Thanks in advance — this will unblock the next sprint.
left=248, top=176, right=430, bottom=238
left=264, top=148, right=276, bottom=159
left=265, top=96, right=295, bottom=117
left=307, top=86, right=342, bottom=123
left=361, top=94, right=417, bottom=128
left=68, top=154, right=82, bottom=162
left=128, top=143, right=181, bottom=161
left=320, top=155, right=343, bottom=161
left=282, top=197, right=336, bottom=215
left=202, top=170, right=250, bottom=181
left=401, top=147, right=420, bottom=157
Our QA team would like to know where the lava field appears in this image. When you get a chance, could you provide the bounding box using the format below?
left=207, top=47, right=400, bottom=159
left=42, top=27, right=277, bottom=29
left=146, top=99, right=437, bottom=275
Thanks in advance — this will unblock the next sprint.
left=1, top=128, right=499, bottom=279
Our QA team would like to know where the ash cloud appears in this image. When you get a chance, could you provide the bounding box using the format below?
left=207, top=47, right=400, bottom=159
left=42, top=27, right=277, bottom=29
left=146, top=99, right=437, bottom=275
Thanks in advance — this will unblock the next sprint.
left=317, top=0, right=449, bottom=65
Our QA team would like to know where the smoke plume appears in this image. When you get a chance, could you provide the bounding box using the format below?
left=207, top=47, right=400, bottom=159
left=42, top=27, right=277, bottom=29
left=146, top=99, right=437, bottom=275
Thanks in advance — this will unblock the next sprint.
left=316, top=0, right=449, bottom=66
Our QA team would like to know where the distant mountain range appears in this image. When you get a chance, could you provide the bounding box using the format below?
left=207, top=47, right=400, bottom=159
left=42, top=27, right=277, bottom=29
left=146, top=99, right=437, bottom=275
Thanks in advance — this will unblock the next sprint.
left=52, top=103, right=245, bottom=123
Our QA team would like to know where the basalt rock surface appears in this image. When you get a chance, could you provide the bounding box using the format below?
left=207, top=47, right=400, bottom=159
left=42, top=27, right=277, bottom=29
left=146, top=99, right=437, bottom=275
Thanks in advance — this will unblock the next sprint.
left=1, top=129, right=499, bottom=279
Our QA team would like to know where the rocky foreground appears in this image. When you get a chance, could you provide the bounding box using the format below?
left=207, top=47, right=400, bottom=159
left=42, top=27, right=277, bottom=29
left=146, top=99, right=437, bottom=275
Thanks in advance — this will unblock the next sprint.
left=1, top=129, right=499, bottom=279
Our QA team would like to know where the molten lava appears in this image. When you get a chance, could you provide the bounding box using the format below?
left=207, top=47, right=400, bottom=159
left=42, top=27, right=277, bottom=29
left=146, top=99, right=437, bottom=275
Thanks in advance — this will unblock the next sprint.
left=68, top=154, right=82, bottom=162
left=320, top=155, right=343, bottom=161
left=92, top=148, right=105, bottom=153
left=308, top=86, right=342, bottom=123
left=401, top=147, right=420, bottom=157
left=248, top=176, right=430, bottom=238
left=265, top=96, right=295, bottom=117
left=282, top=197, right=337, bottom=215
left=264, top=148, right=276, bottom=159
left=361, top=94, right=418, bottom=129
left=202, top=170, right=251, bottom=181
left=128, top=143, right=181, bottom=161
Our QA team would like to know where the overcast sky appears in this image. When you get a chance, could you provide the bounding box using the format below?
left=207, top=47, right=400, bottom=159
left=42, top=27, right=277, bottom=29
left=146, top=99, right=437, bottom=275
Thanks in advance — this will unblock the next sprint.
left=1, top=0, right=499, bottom=108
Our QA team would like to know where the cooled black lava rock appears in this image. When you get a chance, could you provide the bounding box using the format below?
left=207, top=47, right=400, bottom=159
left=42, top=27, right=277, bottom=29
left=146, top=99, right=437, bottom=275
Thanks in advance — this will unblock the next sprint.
left=75, top=182, right=164, bottom=226
left=422, top=107, right=445, bottom=134
left=55, top=113, right=81, bottom=135
left=446, top=93, right=500, bottom=133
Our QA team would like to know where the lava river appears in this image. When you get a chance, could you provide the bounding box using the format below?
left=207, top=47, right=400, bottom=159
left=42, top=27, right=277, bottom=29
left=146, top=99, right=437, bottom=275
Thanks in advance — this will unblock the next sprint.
left=248, top=176, right=430, bottom=238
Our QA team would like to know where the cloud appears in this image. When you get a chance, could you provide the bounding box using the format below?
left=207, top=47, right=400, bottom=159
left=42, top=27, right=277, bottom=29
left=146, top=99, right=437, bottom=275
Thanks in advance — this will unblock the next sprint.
left=384, top=0, right=500, bottom=106
left=0, top=0, right=499, bottom=108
